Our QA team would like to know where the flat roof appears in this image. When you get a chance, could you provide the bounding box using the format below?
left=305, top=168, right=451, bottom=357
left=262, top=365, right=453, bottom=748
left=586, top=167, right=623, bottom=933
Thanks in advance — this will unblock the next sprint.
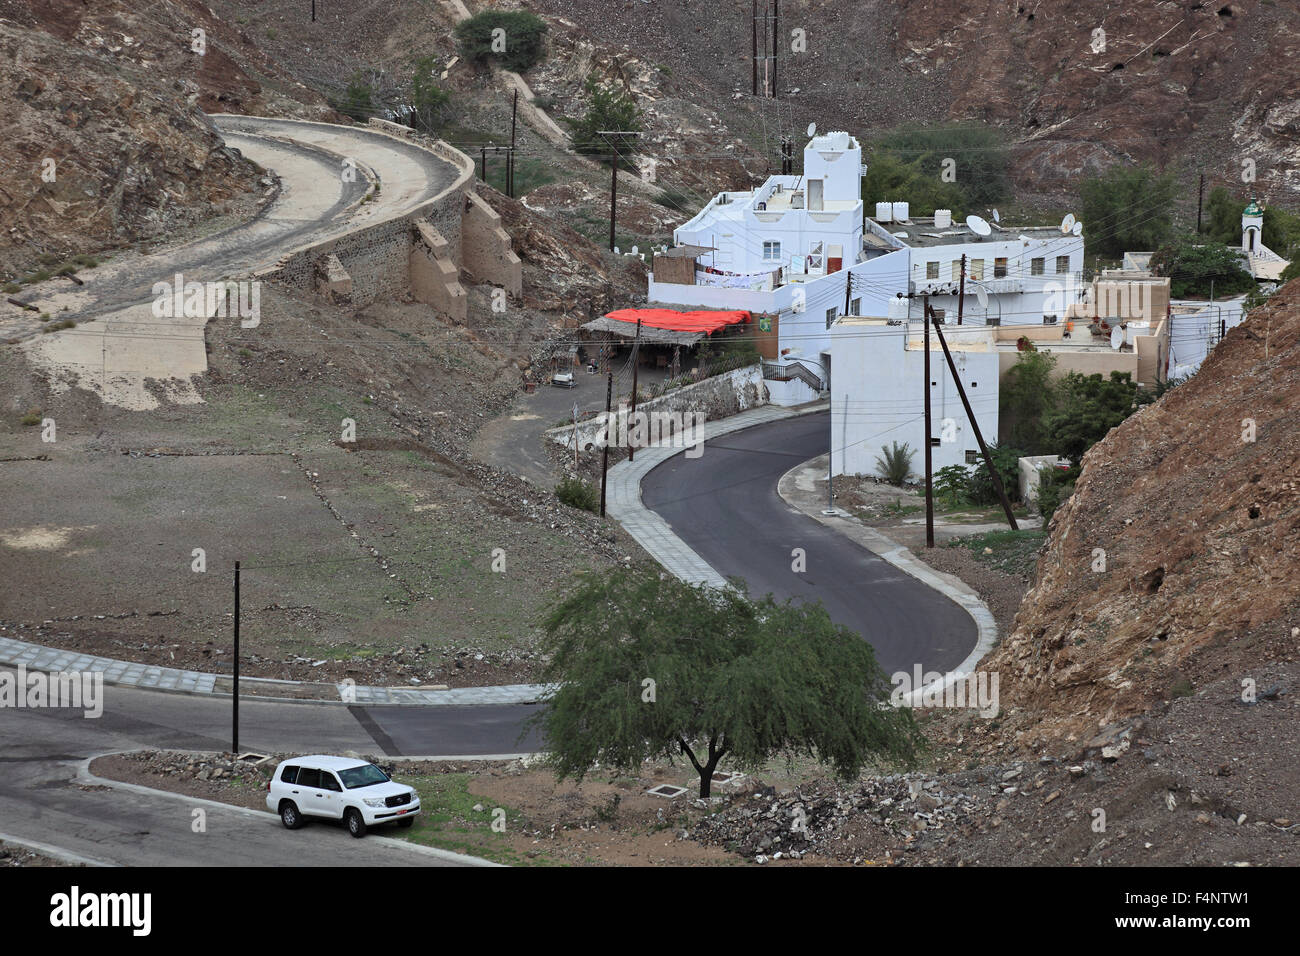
left=869, top=218, right=1070, bottom=248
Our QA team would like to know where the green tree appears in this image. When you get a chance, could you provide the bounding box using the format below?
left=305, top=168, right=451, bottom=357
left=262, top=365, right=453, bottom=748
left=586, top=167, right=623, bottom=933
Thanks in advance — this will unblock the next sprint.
left=1043, top=371, right=1139, bottom=464
left=1203, top=186, right=1241, bottom=245
left=1078, top=163, right=1179, bottom=258
left=965, top=443, right=1024, bottom=506
left=453, top=10, right=548, bottom=72
left=1150, top=237, right=1254, bottom=298
left=999, top=349, right=1058, bottom=454
left=336, top=71, right=376, bottom=121
left=566, top=78, right=643, bottom=171
left=860, top=153, right=965, bottom=218
left=532, top=567, right=922, bottom=798
left=409, top=56, right=451, bottom=133
left=872, top=122, right=1011, bottom=207
left=874, top=441, right=915, bottom=485
left=934, top=464, right=970, bottom=507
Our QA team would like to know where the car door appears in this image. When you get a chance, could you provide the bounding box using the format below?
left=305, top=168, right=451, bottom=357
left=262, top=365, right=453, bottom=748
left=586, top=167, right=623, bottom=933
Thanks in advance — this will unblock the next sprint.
left=294, top=766, right=327, bottom=816
left=317, top=770, right=344, bottom=819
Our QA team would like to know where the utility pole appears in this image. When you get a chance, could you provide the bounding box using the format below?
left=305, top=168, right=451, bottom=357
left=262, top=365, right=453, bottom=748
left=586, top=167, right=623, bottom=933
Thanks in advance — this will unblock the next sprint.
left=923, top=298, right=934, bottom=549
left=311, top=0, right=316, bottom=23
left=772, top=0, right=779, bottom=96
left=752, top=0, right=759, bottom=96
left=599, top=371, right=613, bottom=517
left=627, top=314, right=644, bottom=461
left=598, top=131, right=641, bottom=252
left=1196, top=172, right=1205, bottom=234
left=956, top=253, right=966, bottom=326
left=232, top=561, right=241, bottom=754
left=930, top=321, right=1018, bottom=530
left=480, top=146, right=486, bottom=182
left=509, top=90, right=519, bottom=198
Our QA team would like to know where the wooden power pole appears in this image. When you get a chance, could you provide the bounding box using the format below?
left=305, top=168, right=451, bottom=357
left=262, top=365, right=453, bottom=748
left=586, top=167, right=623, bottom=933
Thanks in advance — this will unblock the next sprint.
left=930, top=320, right=1018, bottom=530
left=923, top=298, right=934, bottom=549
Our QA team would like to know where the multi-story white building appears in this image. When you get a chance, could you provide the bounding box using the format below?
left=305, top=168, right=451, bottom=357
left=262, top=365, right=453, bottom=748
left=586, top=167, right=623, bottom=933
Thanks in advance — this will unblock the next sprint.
left=829, top=317, right=1000, bottom=479
left=648, top=128, right=1086, bottom=404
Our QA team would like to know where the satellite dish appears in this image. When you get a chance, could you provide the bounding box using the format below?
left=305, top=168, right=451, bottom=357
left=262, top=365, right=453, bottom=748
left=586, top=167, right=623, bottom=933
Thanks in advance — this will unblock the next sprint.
left=806, top=122, right=817, bottom=138
left=976, top=285, right=989, bottom=309
left=1071, top=221, right=1083, bottom=237
left=966, top=214, right=991, bottom=237
left=992, top=208, right=1001, bottom=224
left=1061, top=213, right=1077, bottom=235
left=1110, top=326, right=1124, bottom=350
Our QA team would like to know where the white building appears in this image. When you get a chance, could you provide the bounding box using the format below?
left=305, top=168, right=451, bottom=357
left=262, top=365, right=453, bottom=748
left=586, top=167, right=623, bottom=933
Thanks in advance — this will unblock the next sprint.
left=648, top=127, right=1085, bottom=404
left=829, top=317, right=1000, bottom=479
left=1241, top=197, right=1290, bottom=282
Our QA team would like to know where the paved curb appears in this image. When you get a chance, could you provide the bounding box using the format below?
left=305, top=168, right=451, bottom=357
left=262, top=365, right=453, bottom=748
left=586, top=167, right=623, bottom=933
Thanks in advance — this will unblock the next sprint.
left=777, top=454, right=1000, bottom=705
left=605, top=400, right=829, bottom=587
left=0, top=634, right=550, bottom=706
left=0, top=829, right=114, bottom=868
left=76, top=755, right=502, bottom=867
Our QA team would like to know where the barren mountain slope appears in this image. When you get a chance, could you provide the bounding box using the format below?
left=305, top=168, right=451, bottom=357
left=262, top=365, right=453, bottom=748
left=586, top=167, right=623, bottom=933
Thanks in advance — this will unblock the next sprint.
left=991, top=280, right=1300, bottom=748
left=528, top=0, right=1300, bottom=204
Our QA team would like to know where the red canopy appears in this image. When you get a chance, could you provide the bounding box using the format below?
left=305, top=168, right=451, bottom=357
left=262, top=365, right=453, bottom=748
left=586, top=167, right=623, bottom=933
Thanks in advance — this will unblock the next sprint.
left=604, top=308, right=750, bottom=335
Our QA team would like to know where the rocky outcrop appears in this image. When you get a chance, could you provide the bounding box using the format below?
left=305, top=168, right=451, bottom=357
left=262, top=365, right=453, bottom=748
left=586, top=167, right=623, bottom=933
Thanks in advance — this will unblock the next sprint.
left=990, top=280, right=1300, bottom=746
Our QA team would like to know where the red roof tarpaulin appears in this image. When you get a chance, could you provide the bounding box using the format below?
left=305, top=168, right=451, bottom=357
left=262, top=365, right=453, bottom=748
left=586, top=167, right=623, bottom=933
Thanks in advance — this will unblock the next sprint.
left=604, top=308, right=750, bottom=335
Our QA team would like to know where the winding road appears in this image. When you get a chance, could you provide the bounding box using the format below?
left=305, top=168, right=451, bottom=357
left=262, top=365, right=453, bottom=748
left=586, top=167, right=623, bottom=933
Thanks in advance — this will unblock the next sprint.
left=10, top=115, right=463, bottom=410
left=1, top=118, right=977, bottom=866
left=643, top=413, right=976, bottom=676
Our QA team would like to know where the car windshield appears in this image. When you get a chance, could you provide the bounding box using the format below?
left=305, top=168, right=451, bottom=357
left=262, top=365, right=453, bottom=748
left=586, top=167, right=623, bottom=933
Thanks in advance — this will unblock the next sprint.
left=338, top=764, right=390, bottom=789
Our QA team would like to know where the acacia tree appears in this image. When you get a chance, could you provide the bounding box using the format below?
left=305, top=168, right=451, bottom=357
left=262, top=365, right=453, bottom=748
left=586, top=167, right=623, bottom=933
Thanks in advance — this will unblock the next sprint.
left=530, top=566, right=921, bottom=798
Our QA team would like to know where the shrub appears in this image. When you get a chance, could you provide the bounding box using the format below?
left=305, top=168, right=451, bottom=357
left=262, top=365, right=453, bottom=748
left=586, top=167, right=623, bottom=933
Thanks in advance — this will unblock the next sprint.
left=934, top=464, right=970, bottom=506
left=964, top=444, right=1024, bottom=506
left=874, top=441, right=915, bottom=486
left=1150, top=237, right=1255, bottom=298
left=454, top=10, right=548, bottom=72
left=566, top=78, right=643, bottom=171
left=1037, top=464, right=1079, bottom=522
left=20, top=409, right=41, bottom=427
left=409, top=55, right=451, bottom=133
left=556, top=476, right=599, bottom=513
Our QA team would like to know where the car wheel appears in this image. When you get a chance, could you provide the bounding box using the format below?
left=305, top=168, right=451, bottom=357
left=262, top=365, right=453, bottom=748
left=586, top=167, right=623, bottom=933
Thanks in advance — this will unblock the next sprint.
left=280, top=801, right=303, bottom=830
left=345, top=808, right=367, bottom=838
left=396, top=817, right=415, bottom=829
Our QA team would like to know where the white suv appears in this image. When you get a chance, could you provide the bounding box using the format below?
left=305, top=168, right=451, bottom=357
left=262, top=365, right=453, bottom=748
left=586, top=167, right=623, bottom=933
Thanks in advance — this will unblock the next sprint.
left=266, top=755, right=420, bottom=838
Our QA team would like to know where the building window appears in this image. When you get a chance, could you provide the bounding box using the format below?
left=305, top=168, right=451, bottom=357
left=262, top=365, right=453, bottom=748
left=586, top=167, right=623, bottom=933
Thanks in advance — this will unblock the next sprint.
left=965, top=450, right=980, bottom=464
left=929, top=437, right=942, bottom=448
left=969, top=259, right=985, bottom=280
left=850, top=297, right=861, bottom=315
left=1031, top=257, right=1045, bottom=276
left=951, top=260, right=962, bottom=281
left=762, top=240, right=781, bottom=261
left=994, top=257, right=1008, bottom=278
left=808, top=241, right=825, bottom=272
left=1056, top=255, right=1070, bottom=274
left=825, top=307, right=838, bottom=329
left=926, top=261, right=940, bottom=279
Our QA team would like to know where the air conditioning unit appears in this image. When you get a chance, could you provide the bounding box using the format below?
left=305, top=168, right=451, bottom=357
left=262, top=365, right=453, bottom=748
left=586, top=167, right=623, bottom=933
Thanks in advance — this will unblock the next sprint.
left=790, top=191, right=805, bottom=209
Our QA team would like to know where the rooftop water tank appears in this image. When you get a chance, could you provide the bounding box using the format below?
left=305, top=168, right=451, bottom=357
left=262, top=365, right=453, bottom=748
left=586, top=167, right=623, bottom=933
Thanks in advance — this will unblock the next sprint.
left=934, top=209, right=952, bottom=229
left=876, top=201, right=893, bottom=222
left=892, top=201, right=910, bottom=222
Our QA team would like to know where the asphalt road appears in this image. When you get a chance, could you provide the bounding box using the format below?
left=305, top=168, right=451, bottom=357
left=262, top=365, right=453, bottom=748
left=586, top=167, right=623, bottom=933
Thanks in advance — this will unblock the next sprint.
left=640, top=412, right=976, bottom=675
left=0, top=676, right=536, bottom=866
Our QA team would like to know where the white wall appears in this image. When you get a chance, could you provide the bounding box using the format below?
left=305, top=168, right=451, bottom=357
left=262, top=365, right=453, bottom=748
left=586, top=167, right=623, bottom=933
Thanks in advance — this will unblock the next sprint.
left=830, top=321, right=1000, bottom=480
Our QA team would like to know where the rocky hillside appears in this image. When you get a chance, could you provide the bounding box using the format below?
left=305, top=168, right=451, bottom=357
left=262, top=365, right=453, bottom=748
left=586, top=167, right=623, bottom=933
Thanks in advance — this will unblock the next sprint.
left=992, top=280, right=1300, bottom=748
left=529, top=0, right=1300, bottom=205
left=0, top=0, right=337, bottom=278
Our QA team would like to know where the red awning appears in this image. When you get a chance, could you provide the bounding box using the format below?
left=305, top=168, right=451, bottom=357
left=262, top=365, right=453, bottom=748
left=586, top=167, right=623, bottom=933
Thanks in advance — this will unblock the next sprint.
left=604, top=308, right=750, bottom=335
